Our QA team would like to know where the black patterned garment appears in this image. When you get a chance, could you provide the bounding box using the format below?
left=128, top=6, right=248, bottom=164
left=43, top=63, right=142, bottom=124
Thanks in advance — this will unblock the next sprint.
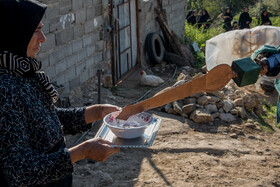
left=0, top=71, right=91, bottom=187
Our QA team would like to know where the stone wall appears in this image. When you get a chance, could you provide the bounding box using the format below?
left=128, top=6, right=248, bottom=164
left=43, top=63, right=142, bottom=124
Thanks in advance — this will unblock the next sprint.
left=38, top=0, right=109, bottom=96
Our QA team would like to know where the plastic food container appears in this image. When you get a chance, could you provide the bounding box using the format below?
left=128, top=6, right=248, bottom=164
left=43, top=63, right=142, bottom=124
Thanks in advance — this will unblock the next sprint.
left=103, top=111, right=154, bottom=139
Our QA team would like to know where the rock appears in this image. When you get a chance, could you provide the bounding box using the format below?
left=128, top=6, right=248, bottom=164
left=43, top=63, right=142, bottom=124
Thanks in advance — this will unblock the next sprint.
left=215, top=101, right=224, bottom=108
left=219, top=108, right=224, bottom=113
left=205, top=104, right=218, bottom=113
left=165, top=103, right=174, bottom=114
left=207, top=91, right=223, bottom=99
left=230, top=125, right=245, bottom=136
left=219, top=113, right=236, bottom=122
left=233, top=98, right=244, bottom=107
left=197, top=95, right=210, bottom=105
left=102, top=75, right=113, bottom=88
left=177, top=73, right=187, bottom=81
left=244, top=94, right=260, bottom=110
left=230, top=133, right=238, bottom=139
left=223, top=100, right=234, bottom=113
left=173, top=80, right=186, bottom=87
left=196, top=104, right=204, bottom=108
left=200, top=65, right=207, bottom=74
left=182, top=98, right=197, bottom=105
left=190, top=109, right=214, bottom=123
left=224, top=90, right=230, bottom=96
left=173, top=101, right=183, bottom=115
left=208, top=96, right=220, bottom=103
left=94, top=171, right=113, bottom=186
left=212, top=112, right=220, bottom=119
left=190, top=92, right=205, bottom=98
left=230, top=108, right=239, bottom=115
left=182, top=104, right=196, bottom=114
left=236, top=107, right=248, bottom=119
left=227, top=94, right=236, bottom=101
left=245, top=123, right=256, bottom=129
left=235, top=90, right=243, bottom=96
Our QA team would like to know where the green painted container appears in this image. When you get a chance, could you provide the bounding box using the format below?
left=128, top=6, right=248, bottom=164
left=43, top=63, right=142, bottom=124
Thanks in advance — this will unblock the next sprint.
left=231, top=57, right=260, bottom=87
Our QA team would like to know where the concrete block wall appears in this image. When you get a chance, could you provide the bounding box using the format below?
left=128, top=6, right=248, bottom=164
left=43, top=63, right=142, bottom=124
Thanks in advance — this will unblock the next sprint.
left=38, top=0, right=108, bottom=96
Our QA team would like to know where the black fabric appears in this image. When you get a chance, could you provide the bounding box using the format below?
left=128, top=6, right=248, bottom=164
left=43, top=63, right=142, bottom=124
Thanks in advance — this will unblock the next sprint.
left=0, top=51, right=59, bottom=103
left=238, top=12, right=252, bottom=29
left=186, top=10, right=197, bottom=25
left=260, top=10, right=272, bottom=25
left=198, top=9, right=211, bottom=29
left=223, top=11, right=233, bottom=31
left=0, top=0, right=47, bottom=57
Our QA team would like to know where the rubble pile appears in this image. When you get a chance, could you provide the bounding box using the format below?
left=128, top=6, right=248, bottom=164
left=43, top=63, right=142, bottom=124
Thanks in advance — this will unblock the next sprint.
left=163, top=71, right=264, bottom=123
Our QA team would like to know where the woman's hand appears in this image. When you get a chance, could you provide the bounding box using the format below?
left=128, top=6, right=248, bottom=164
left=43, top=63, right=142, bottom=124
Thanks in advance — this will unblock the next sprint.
left=83, top=138, right=120, bottom=162
left=84, top=104, right=121, bottom=124
left=69, top=138, right=120, bottom=163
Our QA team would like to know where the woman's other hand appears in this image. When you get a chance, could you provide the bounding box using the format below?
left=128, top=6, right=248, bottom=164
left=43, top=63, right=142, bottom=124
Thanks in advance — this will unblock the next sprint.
left=84, top=104, right=121, bottom=123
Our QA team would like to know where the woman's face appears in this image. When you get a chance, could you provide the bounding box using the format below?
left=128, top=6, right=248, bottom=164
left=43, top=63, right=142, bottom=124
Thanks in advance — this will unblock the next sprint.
left=227, top=8, right=230, bottom=13
left=263, top=11, right=267, bottom=16
left=202, top=10, right=206, bottom=15
left=26, top=21, right=46, bottom=58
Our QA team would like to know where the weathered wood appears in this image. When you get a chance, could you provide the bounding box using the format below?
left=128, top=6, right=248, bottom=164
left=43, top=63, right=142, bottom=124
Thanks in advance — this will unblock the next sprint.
left=155, top=7, right=192, bottom=66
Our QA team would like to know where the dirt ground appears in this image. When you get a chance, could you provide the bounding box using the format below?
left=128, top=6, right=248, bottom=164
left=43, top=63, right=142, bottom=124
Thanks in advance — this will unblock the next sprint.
left=68, top=66, right=280, bottom=187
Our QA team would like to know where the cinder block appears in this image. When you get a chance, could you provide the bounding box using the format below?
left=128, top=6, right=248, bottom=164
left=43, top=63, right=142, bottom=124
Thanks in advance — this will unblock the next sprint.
left=45, top=2, right=59, bottom=19
left=75, top=61, right=86, bottom=75
left=72, top=0, right=83, bottom=11
left=95, top=5, right=103, bottom=16
left=59, top=0, right=72, bottom=14
left=74, top=24, right=85, bottom=38
left=72, top=39, right=83, bottom=53
left=86, top=45, right=95, bottom=57
left=49, top=17, right=62, bottom=32
left=84, top=0, right=93, bottom=7
left=93, top=16, right=103, bottom=29
left=41, top=33, right=56, bottom=53
left=94, top=52, right=103, bottom=63
left=50, top=48, right=65, bottom=65
left=83, top=35, right=92, bottom=47
left=49, top=46, right=73, bottom=65
left=64, top=66, right=76, bottom=81
left=55, top=59, right=67, bottom=74
left=40, top=55, right=50, bottom=70
left=86, top=7, right=95, bottom=21
left=42, top=20, right=50, bottom=35
left=56, top=27, right=74, bottom=45
left=79, top=69, right=90, bottom=83
left=78, top=49, right=87, bottom=61
left=86, top=56, right=95, bottom=68
left=75, top=9, right=86, bottom=23
left=84, top=20, right=94, bottom=33
left=44, top=66, right=56, bottom=80
left=54, top=73, right=66, bottom=86
left=95, top=40, right=104, bottom=52
left=66, top=53, right=78, bottom=68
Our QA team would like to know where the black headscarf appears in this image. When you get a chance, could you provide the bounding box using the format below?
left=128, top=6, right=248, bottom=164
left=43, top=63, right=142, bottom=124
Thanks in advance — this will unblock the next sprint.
left=0, top=0, right=59, bottom=103
left=0, top=0, right=47, bottom=57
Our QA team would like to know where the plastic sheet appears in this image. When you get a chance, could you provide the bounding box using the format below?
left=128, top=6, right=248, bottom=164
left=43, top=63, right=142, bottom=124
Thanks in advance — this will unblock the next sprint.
left=206, top=26, right=280, bottom=70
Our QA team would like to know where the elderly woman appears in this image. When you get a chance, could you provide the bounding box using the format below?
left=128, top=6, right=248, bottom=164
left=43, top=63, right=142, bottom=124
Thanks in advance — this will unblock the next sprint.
left=0, top=0, right=120, bottom=186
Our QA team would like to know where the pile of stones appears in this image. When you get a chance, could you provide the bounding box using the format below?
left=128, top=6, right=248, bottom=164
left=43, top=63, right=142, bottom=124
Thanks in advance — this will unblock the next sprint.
left=163, top=72, right=263, bottom=123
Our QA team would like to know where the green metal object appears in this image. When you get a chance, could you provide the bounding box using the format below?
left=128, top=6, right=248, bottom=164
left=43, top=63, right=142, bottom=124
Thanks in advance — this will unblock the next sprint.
left=231, top=57, right=260, bottom=87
